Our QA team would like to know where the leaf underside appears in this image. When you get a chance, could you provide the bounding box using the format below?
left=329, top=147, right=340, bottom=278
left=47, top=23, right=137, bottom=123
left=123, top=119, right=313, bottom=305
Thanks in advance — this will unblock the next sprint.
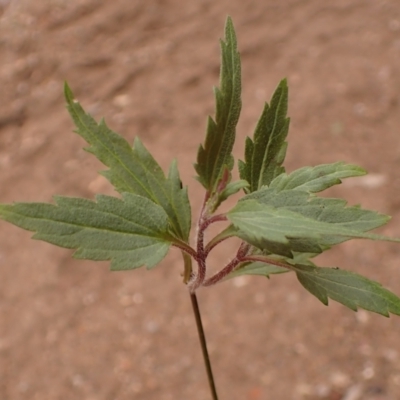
left=229, top=259, right=400, bottom=317
left=293, top=264, right=400, bottom=317
left=0, top=194, right=171, bottom=270
left=269, top=162, right=366, bottom=193
left=195, top=16, right=242, bottom=192
left=228, top=188, right=393, bottom=258
left=64, top=83, right=191, bottom=241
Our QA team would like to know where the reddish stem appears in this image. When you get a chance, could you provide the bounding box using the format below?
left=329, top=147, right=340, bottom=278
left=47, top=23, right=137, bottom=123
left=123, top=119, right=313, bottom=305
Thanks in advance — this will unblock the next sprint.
left=188, top=192, right=211, bottom=292
left=202, top=257, right=241, bottom=286
left=203, top=243, right=250, bottom=287
left=172, top=240, right=198, bottom=260
left=199, top=213, right=227, bottom=231
left=204, top=235, right=230, bottom=258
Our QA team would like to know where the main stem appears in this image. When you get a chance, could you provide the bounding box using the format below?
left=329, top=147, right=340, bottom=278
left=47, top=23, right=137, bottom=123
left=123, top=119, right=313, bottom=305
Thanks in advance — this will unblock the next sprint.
left=190, top=292, right=219, bottom=400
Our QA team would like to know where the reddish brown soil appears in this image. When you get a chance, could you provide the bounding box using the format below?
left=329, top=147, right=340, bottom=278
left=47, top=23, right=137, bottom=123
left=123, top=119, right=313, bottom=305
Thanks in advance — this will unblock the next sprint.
left=1, top=1, right=400, bottom=399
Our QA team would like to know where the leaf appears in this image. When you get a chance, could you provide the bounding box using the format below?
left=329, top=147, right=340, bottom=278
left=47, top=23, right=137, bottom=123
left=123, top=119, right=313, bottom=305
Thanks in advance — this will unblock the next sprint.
left=219, top=180, right=249, bottom=200
left=0, top=193, right=172, bottom=270
left=227, top=198, right=398, bottom=257
left=240, top=187, right=390, bottom=253
left=239, top=79, right=290, bottom=192
left=293, top=264, right=400, bottom=316
left=64, top=83, right=191, bottom=240
left=269, top=162, right=366, bottom=193
left=194, top=16, right=242, bottom=192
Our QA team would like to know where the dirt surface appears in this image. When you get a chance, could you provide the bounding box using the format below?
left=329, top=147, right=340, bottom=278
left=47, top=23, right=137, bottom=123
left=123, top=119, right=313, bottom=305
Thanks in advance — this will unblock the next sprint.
left=1, top=1, right=400, bottom=399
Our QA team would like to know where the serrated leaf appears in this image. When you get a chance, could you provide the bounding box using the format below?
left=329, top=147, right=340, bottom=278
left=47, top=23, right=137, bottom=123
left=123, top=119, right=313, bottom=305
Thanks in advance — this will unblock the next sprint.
left=227, top=198, right=398, bottom=257
left=194, top=16, right=242, bottom=192
left=0, top=193, right=172, bottom=270
left=241, top=187, right=390, bottom=254
left=239, top=79, right=290, bottom=192
left=64, top=83, right=191, bottom=240
left=269, top=162, right=366, bottom=193
left=293, top=264, right=400, bottom=316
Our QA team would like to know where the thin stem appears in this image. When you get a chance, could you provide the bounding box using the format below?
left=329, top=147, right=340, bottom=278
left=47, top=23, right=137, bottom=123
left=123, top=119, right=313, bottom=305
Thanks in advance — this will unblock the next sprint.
left=203, top=242, right=251, bottom=286
left=204, top=227, right=234, bottom=257
left=241, top=254, right=294, bottom=271
left=203, top=256, right=241, bottom=286
left=171, top=240, right=198, bottom=260
left=189, top=192, right=211, bottom=291
left=199, top=213, right=228, bottom=231
left=190, top=292, right=219, bottom=400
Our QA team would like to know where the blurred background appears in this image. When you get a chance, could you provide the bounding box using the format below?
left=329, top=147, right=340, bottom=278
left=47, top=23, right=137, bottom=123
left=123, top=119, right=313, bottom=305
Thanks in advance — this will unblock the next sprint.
left=1, top=0, right=400, bottom=399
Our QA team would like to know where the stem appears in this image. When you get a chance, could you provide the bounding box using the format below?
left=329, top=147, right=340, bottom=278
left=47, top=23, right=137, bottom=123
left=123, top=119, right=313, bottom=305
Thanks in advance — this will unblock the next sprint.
left=172, top=240, right=198, bottom=260
left=202, top=257, right=241, bottom=286
left=242, top=254, right=294, bottom=271
left=199, top=213, right=227, bottom=231
left=190, top=292, right=219, bottom=400
left=203, top=242, right=250, bottom=286
left=189, top=192, right=211, bottom=291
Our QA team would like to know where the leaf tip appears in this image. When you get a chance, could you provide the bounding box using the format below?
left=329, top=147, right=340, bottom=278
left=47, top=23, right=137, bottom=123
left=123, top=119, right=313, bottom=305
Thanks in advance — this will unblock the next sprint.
left=278, top=78, right=289, bottom=95
left=224, top=15, right=237, bottom=45
left=225, top=15, right=234, bottom=31
left=64, top=81, right=74, bottom=102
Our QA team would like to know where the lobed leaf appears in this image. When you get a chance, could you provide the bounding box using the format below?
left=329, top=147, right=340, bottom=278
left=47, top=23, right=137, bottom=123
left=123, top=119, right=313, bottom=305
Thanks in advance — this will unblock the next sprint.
left=194, top=16, right=242, bottom=192
left=64, top=83, right=191, bottom=240
left=246, top=187, right=389, bottom=230
left=293, top=264, right=400, bottom=317
left=240, top=187, right=390, bottom=253
left=227, top=198, right=397, bottom=257
left=269, top=162, right=366, bottom=193
left=0, top=194, right=172, bottom=270
left=239, top=79, right=290, bottom=192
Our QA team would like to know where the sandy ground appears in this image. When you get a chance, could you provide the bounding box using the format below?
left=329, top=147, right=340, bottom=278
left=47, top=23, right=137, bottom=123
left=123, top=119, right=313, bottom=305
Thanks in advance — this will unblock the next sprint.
left=1, top=1, right=400, bottom=399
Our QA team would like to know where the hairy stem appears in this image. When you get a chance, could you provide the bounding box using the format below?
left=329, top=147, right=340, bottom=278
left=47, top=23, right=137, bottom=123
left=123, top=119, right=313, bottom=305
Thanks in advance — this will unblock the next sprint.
left=204, top=228, right=235, bottom=257
left=203, top=242, right=250, bottom=286
left=199, top=213, right=228, bottom=231
left=189, top=192, right=210, bottom=291
left=203, top=257, right=241, bottom=286
left=190, top=292, right=219, bottom=400
left=172, top=239, right=198, bottom=260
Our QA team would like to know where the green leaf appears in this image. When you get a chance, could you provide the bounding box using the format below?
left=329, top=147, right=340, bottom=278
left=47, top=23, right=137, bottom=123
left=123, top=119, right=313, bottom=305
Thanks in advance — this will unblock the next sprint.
left=219, top=180, right=249, bottom=200
left=241, top=187, right=390, bottom=253
left=246, top=188, right=388, bottom=231
left=239, top=79, right=290, bottom=192
left=194, top=16, right=242, bottom=192
left=64, top=83, right=191, bottom=240
left=0, top=193, right=172, bottom=270
left=293, top=264, right=400, bottom=316
left=269, top=162, right=366, bottom=193
left=227, top=198, right=398, bottom=257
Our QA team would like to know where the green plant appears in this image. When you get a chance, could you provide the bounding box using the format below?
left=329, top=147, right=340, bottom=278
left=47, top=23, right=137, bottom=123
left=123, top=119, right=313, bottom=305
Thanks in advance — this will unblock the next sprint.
left=1, top=16, right=400, bottom=400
